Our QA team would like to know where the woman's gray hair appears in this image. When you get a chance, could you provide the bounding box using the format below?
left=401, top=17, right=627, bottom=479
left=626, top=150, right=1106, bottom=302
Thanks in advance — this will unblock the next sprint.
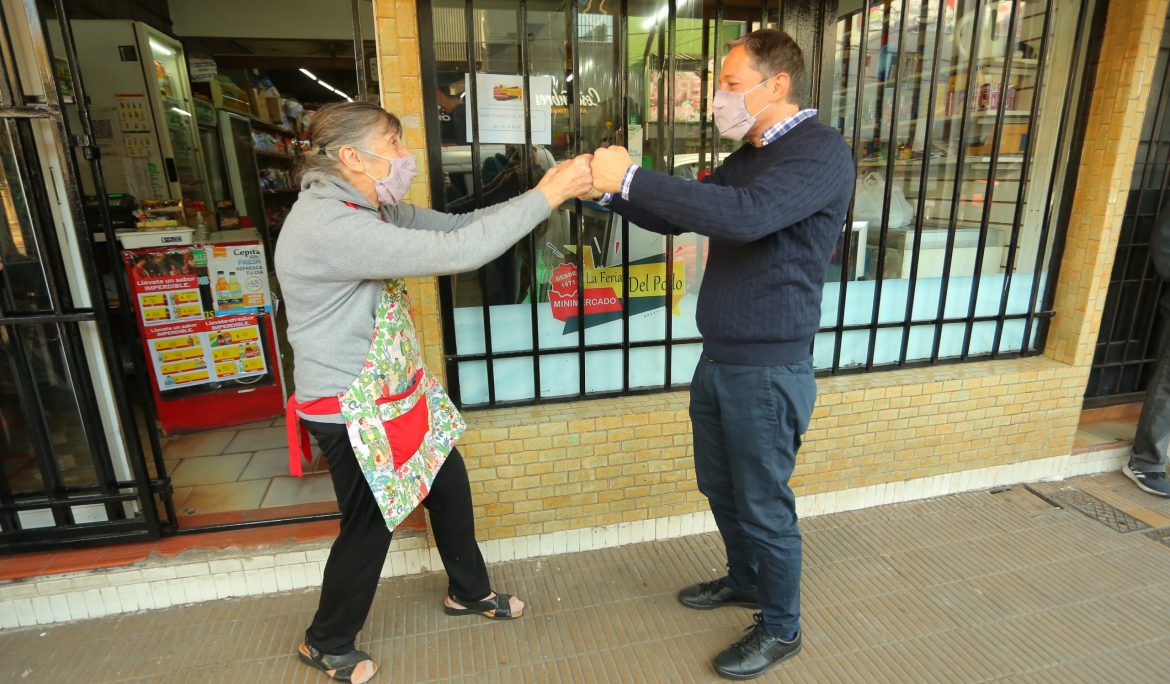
left=296, top=101, right=403, bottom=181
left=727, top=29, right=805, bottom=105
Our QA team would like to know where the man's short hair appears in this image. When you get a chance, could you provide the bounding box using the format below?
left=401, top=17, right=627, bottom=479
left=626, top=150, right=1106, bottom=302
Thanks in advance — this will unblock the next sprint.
left=727, top=29, right=805, bottom=105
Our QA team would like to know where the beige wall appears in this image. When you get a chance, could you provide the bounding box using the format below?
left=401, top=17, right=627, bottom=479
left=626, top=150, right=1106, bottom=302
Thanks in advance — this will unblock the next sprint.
left=371, top=0, right=1168, bottom=542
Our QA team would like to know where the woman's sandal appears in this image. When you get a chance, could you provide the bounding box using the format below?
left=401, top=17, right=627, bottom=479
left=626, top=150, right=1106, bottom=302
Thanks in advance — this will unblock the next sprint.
left=443, top=592, right=524, bottom=620
left=298, top=642, right=379, bottom=683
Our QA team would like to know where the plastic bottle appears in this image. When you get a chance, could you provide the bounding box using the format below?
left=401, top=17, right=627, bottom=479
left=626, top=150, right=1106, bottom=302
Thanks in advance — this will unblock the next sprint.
left=215, top=271, right=229, bottom=305
left=228, top=271, right=242, bottom=307
left=192, top=205, right=210, bottom=243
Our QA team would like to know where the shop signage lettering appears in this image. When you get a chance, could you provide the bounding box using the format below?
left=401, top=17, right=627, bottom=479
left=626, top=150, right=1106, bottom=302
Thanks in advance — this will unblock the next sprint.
left=536, top=85, right=604, bottom=109
left=547, top=249, right=684, bottom=334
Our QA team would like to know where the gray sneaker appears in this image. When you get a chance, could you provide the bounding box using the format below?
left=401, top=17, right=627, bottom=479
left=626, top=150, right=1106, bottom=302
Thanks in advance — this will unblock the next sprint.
left=1123, top=463, right=1170, bottom=497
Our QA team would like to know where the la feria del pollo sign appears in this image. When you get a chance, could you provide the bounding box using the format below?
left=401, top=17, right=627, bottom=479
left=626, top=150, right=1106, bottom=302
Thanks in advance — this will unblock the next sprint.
left=547, top=248, right=684, bottom=334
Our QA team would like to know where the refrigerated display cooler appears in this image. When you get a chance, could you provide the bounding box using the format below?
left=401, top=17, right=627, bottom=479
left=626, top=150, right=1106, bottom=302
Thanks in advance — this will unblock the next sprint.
left=66, top=20, right=210, bottom=207
left=218, top=111, right=267, bottom=235
left=122, top=230, right=284, bottom=434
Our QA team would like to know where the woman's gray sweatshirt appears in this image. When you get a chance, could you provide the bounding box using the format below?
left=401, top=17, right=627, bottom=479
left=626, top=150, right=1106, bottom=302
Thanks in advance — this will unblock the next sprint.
left=274, top=170, right=550, bottom=421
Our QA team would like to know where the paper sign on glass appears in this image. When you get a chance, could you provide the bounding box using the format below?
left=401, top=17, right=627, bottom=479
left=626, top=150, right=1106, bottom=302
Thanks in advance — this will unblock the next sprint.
left=465, top=73, right=553, bottom=145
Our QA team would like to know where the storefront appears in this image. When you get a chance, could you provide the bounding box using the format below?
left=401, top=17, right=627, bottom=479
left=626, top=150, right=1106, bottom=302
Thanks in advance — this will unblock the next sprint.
left=0, top=0, right=381, bottom=549
left=1, top=0, right=1167, bottom=553
left=397, top=0, right=1168, bottom=543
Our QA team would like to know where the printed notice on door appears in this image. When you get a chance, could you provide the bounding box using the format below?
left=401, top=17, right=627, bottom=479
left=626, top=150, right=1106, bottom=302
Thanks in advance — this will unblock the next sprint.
left=464, top=73, right=553, bottom=145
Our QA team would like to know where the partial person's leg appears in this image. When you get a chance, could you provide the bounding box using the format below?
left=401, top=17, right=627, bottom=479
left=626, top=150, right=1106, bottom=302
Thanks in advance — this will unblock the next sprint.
left=1126, top=316, right=1170, bottom=496
left=1132, top=317, right=1170, bottom=470
left=304, top=421, right=393, bottom=654
left=716, top=359, right=815, bottom=641
left=689, top=357, right=759, bottom=600
left=422, top=448, right=490, bottom=601
left=426, top=448, right=524, bottom=618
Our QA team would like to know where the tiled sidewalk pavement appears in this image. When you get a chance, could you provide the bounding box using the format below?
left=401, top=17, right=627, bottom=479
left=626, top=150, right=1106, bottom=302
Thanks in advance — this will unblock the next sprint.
left=4, top=473, right=1170, bottom=683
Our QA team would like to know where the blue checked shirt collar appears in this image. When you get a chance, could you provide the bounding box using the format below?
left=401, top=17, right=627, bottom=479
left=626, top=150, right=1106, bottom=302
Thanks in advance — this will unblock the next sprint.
left=757, top=109, right=819, bottom=147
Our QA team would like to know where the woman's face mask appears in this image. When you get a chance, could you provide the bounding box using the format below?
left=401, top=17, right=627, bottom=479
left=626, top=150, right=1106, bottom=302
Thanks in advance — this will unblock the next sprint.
left=357, top=147, right=417, bottom=205
left=712, top=73, right=778, bottom=141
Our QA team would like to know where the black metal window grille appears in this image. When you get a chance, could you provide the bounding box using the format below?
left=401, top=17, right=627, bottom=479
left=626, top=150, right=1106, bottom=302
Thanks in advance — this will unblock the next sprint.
left=422, top=0, right=1096, bottom=410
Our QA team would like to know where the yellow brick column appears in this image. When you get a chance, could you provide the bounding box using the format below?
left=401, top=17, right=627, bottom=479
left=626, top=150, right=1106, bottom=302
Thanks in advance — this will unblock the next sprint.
left=1046, top=0, right=1170, bottom=367
left=373, top=0, right=447, bottom=382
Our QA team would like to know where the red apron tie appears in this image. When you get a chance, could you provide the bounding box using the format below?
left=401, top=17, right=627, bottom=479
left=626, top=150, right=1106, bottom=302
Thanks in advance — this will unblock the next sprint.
left=286, top=393, right=342, bottom=476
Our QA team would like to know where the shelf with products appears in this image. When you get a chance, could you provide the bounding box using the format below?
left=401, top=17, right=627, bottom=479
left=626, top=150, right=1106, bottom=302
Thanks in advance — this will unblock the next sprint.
left=858, top=56, right=1037, bottom=80
left=835, top=63, right=1040, bottom=127
left=835, top=55, right=1039, bottom=89
left=251, top=125, right=302, bottom=160
left=255, top=150, right=298, bottom=163
left=871, top=110, right=1032, bottom=129
left=249, top=116, right=297, bottom=138
left=842, top=72, right=1034, bottom=149
left=258, top=161, right=297, bottom=198
left=857, top=154, right=1025, bottom=168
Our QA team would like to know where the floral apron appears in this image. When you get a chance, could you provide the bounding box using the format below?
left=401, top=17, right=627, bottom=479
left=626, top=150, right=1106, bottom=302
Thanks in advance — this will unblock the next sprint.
left=285, top=203, right=466, bottom=531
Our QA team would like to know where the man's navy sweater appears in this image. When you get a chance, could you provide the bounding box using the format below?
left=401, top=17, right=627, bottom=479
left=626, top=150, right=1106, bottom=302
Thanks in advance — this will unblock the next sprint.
left=609, top=117, right=855, bottom=366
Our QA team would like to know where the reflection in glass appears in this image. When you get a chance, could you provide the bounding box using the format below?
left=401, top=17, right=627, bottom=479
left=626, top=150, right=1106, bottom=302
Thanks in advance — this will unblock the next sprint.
left=437, top=0, right=1081, bottom=405
left=0, top=324, right=100, bottom=493
left=442, top=0, right=776, bottom=404
left=826, top=0, right=1072, bottom=367
left=1, top=121, right=54, bottom=313
left=0, top=327, right=43, bottom=494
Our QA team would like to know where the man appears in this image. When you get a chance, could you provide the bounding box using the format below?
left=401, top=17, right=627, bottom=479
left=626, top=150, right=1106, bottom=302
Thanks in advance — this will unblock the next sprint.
left=590, top=29, right=854, bottom=680
left=1122, top=203, right=1170, bottom=496
left=436, top=84, right=467, bottom=146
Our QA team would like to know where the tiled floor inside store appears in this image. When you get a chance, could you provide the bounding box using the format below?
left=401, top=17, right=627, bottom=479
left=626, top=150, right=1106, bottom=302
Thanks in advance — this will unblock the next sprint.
left=159, top=417, right=338, bottom=524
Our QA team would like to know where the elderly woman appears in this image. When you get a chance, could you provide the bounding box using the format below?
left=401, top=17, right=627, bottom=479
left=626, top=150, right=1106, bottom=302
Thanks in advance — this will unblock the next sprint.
left=277, top=101, right=591, bottom=683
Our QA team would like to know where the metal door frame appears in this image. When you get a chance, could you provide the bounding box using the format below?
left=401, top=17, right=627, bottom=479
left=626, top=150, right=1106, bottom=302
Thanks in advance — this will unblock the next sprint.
left=0, top=0, right=167, bottom=551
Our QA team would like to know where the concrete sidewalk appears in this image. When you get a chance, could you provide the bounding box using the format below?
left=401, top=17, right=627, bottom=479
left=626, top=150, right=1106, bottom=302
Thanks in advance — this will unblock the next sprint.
left=3, top=472, right=1170, bottom=683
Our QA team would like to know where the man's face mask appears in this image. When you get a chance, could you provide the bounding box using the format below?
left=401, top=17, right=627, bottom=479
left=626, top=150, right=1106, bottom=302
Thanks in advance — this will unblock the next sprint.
left=712, top=73, right=778, bottom=141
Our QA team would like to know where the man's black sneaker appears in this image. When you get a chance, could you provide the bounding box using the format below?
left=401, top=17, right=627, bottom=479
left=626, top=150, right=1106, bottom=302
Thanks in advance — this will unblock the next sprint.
left=713, top=613, right=801, bottom=680
left=678, top=577, right=759, bottom=610
left=1123, top=463, right=1170, bottom=497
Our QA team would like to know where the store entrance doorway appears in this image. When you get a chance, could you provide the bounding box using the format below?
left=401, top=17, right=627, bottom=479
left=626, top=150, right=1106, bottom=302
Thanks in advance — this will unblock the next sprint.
left=4, top=0, right=416, bottom=547
left=64, top=0, right=389, bottom=532
left=1085, top=2, right=1170, bottom=406
left=0, top=0, right=163, bottom=551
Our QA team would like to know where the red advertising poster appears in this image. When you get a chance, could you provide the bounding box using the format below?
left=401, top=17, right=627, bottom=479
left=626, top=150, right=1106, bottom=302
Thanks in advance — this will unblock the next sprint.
left=125, top=247, right=212, bottom=326
left=124, top=243, right=284, bottom=433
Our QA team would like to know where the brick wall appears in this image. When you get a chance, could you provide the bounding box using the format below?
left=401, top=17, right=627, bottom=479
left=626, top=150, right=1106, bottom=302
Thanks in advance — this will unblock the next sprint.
left=456, top=357, right=1086, bottom=540
left=373, top=0, right=447, bottom=382
left=371, top=0, right=1167, bottom=543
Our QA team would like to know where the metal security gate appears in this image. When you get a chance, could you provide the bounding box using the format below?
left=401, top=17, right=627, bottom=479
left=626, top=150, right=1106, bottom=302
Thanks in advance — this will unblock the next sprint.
left=0, top=0, right=165, bottom=550
left=419, top=0, right=1094, bottom=409
left=1086, top=5, right=1170, bottom=404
